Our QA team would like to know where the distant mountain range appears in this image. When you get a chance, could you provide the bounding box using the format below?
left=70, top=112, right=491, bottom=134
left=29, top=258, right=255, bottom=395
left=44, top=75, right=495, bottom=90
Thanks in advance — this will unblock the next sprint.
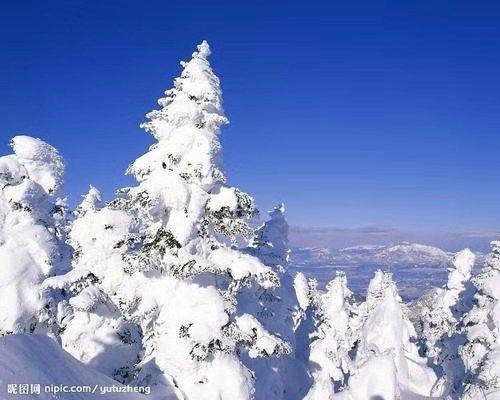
left=289, top=242, right=485, bottom=300
left=290, top=242, right=484, bottom=268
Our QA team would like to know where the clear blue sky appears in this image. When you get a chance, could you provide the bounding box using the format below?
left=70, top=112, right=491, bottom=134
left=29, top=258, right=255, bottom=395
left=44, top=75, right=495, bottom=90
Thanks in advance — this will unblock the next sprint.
left=1, top=0, right=499, bottom=238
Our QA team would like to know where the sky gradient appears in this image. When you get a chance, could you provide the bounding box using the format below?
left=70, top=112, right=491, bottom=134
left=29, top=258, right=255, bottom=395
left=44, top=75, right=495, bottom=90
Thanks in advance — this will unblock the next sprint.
left=1, top=1, right=499, bottom=250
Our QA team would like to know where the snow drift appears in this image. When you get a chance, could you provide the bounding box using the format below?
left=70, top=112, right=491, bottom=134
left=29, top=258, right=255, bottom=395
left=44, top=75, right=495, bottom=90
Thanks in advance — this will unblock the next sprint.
left=0, top=334, right=177, bottom=399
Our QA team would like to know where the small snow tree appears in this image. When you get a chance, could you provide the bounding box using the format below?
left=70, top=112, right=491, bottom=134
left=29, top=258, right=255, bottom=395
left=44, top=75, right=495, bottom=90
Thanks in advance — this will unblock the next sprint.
left=459, top=241, right=500, bottom=399
left=0, top=135, right=67, bottom=335
left=43, top=186, right=142, bottom=383
left=74, top=185, right=103, bottom=217
left=100, top=41, right=283, bottom=400
left=303, top=271, right=356, bottom=400
left=341, top=270, right=442, bottom=400
left=248, top=203, right=289, bottom=267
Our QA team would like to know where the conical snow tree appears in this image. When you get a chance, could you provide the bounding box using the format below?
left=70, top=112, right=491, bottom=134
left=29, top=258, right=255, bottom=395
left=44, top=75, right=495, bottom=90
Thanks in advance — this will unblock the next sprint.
left=303, top=271, right=356, bottom=400
left=101, top=41, right=283, bottom=399
left=459, top=241, right=500, bottom=399
left=0, top=135, right=67, bottom=335
left=248, top=203, right=289, bottom=267
left=43, top=186, right=142, bottom=382
left=74, top=184, right=103, bottom=217
left=338, top=270, right=442, bottom=400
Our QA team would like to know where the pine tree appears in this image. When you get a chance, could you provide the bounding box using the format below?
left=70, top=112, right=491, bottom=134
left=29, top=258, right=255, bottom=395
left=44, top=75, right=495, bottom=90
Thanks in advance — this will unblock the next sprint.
left=43, top=186, right=142, bottom=383
left=412, top=248, right=476, bottom=396
left=460, top=241, right=500, bottom=399
left=416, top=249, right=475, bottom=358
left=0, top=136, right=67, bottom=335
left=74, top=185, right=103, bottom=217
left=292, top=271, right=317, bottom=366
left=240, top=204, right=309, bottom=400
left=303, top=271, right=356, bottom=400
left=339, top=270, right=442, bottom=400
left=101, top=41, right=283, bottom=399
left=244, top=204, right=295, bottom=347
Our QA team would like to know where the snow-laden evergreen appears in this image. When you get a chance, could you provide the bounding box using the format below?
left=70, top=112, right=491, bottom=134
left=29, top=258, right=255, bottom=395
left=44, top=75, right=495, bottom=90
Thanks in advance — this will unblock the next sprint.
left=417, top=248, right=475, bottom=359
left=412, top=248, right=476, bottom=397
left=460, top=241, right=500, bottom=399
left=338, top=270, right=443, bottom=400
left=303, top=271, right=356, bottom=400
left=239, top=204, right=309, bottom=400
left=74, top=184, right=103, bottom=216
left=0, top=136, right=67, bottom=335
left=43, top=186, right=143, bottom=382
left=292, top=271, right=318, bottom=373
left=84, top=41, right=285, bottom=400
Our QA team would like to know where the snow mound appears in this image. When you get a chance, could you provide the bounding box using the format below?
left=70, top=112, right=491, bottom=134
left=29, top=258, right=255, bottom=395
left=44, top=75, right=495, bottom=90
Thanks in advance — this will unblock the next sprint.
left=0, top=334, right=178, bottom=399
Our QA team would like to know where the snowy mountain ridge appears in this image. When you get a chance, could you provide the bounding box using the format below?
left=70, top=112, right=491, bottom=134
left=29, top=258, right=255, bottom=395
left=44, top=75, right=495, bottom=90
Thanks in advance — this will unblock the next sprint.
left=291, top=242, right=476, bottom=267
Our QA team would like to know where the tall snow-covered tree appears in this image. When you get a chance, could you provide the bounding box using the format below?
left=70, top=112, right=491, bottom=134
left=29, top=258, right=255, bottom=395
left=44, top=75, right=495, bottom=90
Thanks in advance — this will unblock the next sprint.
left=415, top=249, right=475, bottom=359
left=0, top=135, right=67, bottom=335
left=43, top=186, right=142, bottom=383
left=338, top=270, right=443, bottom=400
left=240, top=204, right=309, bottom=400
left=97, top=41, right=284, bottom=400
left=303, top=271, right=357, bottom=400
left=412, top=248, right=476, bottom=396
left=292, top=272, right=318, bottom=364
left=459, top=241, right=500, bottom=399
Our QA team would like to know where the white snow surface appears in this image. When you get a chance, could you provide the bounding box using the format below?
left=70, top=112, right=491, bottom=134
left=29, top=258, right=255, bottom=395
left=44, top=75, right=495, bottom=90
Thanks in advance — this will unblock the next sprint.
left=0, top=334, right=177, bottom=399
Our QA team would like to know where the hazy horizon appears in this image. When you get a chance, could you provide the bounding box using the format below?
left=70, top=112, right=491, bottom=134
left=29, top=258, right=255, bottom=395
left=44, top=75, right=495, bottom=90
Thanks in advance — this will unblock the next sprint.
left=288, top=224, right=497, bottom=252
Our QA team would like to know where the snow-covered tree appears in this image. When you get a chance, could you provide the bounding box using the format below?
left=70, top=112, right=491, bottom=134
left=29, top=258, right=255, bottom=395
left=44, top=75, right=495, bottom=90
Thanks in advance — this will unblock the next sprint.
left=303, top=271, right=356, bottom=400
left=238, top=204, right=309, bottom=400
left=292, top=272, right=317, bottom=362
left=248, top=203, right=289, bottom=267
left=244, top=204, right=295, bottom=347
left=459, top=241, right=500, bottom=399
left=415, top=249, right=475, bottom=359
left=43, top=186, right=142, bottom=383
left=74, top=184, right=103, bottom=217
left=94, top=41, right=284, bottom=400
left=338, top=270, right=442, bottom=400
left=0, top=135, right=67, bottom=335
left=412, top=248, right=476, bottom=396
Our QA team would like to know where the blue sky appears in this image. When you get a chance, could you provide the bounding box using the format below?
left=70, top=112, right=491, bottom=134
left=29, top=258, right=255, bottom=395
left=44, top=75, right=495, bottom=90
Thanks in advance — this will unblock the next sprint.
left=1, top=1, right=499, bottom=249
